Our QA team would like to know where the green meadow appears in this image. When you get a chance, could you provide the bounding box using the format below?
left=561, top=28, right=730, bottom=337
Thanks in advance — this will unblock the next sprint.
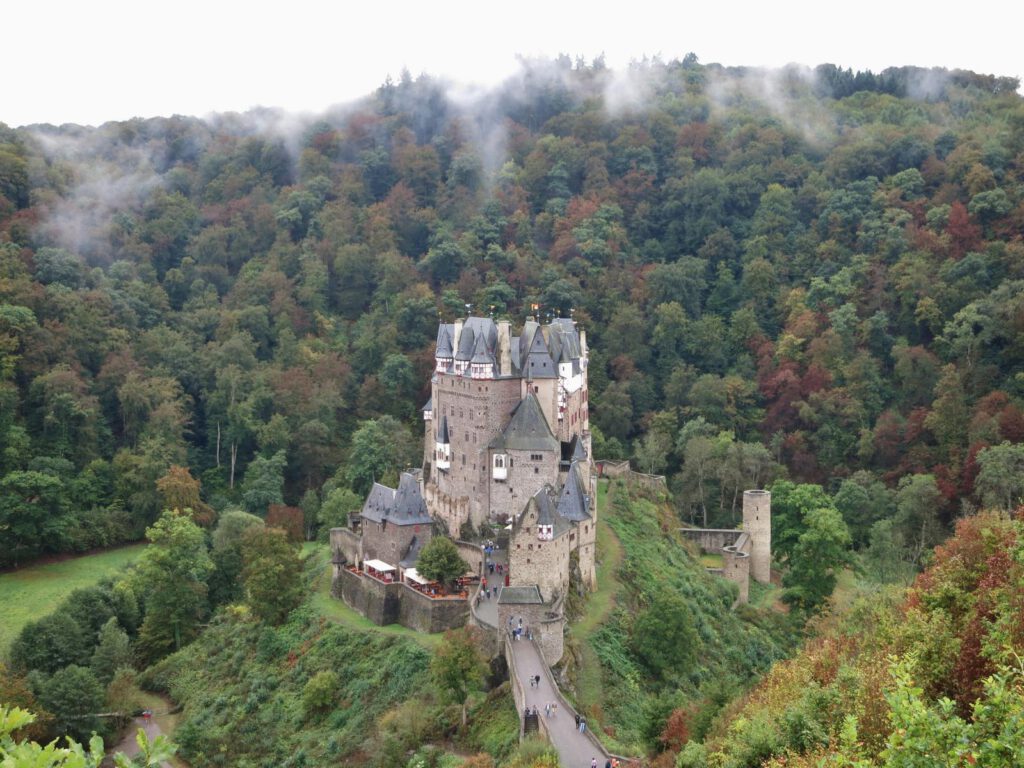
left=0, top=545, right=146, bottom=656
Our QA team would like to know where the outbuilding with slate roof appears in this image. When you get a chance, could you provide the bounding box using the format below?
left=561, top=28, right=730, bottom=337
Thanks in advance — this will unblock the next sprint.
left=359, top=471, right=435, bottom=568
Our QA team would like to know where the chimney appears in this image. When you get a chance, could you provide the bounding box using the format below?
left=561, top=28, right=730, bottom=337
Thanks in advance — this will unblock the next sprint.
left=579, top=328, right=588, bottom=358
left=453, top=319, right=463, bottom=358
left=497, top=320, right=511, bottom=375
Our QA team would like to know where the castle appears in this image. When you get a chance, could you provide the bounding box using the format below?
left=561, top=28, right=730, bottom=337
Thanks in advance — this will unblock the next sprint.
left=332, top=315, right=596, bottom=652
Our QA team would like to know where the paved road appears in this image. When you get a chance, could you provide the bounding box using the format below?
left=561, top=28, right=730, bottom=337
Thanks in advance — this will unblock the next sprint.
left=473, top=547, right=508, bottom=628
left=510, top=639, right=606, bottom=768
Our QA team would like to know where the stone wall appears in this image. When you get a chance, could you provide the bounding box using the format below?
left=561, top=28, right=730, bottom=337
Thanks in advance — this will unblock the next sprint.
left=430, top=374, right=522, bottom=526
left=596, top=460, right=666, bottom=492
left=743, top=490, right=772, bottom=584
left=454, top=539, right=486, bottom=576
left=336, top=567, right=401, bottom=625
left=722, top=532, right=751, bottom=604
left=679, top=528, right=743, bottom=552
left=361, top=519, right=432, bottom=567
left=335, top=568, right=470, bottom=632
left=488, top=447, right=560, bottom=524
left=497, top=601, right=565, bottom=665
left=398, top=587, right=469, bottom=633
left=508, top=511, right=572, bottom=602
left=330, top=527, right=362, bottom=565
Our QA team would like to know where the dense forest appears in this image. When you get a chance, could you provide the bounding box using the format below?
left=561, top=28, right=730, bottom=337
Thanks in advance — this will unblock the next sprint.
left=2, top=54, right=1024, bottom=763
left=3, top=57, right=1023, bottom=572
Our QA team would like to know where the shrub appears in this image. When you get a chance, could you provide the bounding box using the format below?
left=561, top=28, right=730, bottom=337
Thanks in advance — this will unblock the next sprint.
left=302, top=670, right=339, bottom=717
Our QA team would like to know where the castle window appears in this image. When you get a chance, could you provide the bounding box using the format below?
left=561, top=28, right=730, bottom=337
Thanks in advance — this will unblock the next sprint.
left=534, top=386, right=539, bottom=393
left=528, top=544, right=532, bottom=550
left=534, top=467, right=539, bottom=474
left=526, top=558, right=531, bottom=564
left=517, top=544, right=521, bottom=549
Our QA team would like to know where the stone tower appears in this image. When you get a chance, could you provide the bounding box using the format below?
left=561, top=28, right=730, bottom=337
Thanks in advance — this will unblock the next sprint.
left=743, top=489, right=771, bottom=584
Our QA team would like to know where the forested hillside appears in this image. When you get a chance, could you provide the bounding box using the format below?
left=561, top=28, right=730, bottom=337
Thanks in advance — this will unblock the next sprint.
left=1, top=57, right=1023, bottom=571
left=674, top=509, right=1024, bottom=767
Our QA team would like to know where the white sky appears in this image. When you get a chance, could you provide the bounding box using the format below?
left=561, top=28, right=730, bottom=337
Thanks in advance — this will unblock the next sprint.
left=6, top=0, right=1023, bottom=127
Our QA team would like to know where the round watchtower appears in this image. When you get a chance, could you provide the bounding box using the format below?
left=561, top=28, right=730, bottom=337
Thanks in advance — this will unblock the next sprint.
left=742, top=489, right=771, bottom=585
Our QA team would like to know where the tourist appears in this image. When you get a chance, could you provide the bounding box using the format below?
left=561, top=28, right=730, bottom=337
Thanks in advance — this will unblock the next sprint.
left=575, top=713, right=580, bottom=729
left=544, top=703, right=550, bottom=716
left=551, top=702, right=557, bottom=717
left=534, top=674, right=541, bottom=687
left=591, top=760, right=597, bottom=768
left=581, top=718, right=587, bottom=734
left=605, top=760, right=612, bottom=768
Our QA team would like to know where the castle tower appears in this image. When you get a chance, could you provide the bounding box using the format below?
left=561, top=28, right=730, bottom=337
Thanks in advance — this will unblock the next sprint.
left=743, top=490, right=771, bottom=584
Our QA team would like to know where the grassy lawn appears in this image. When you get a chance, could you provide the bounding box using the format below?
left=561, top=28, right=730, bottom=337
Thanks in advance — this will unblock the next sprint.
left=700, top=552, right=725, bottom=568
left=0, top=544, right=146, bottom=656
left=571, top=479, right=625, bottom=713
left=305, top=544, right=443, bottom=649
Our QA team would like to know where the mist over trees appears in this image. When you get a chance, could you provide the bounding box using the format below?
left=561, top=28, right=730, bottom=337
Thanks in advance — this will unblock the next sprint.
left=0, top=56, right=1022, bottom=573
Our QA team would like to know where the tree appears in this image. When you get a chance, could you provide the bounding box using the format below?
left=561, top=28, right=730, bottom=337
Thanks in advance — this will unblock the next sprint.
left=975, top=442, right=1024, bottom=512
left=240, top=526, right=303, bottom=625
left=135, top=511, right=213, bottom=662
left=36, top=665, right=106, bottom=743
left=429, top=627, right=487, bottom=726
left=781, top=506, right=852, bottom=614
left=317, top=487, right=360, bottom=541
left=10, top=613, right=92, bottom=675
left=240, top=450, right=286, bottom=515
left=415, top=536, right=469, bottom=588
left=894, top=474, right=945, bottom=567
left=155, top=465, right=214, bottom=526
left=344, top=416, right=419, bottom=496
left=631, top=591, right=698, bottom=680
left=208, top=510, right=264, bottom=606
left=90, top=618, right=132, bottom=686
left=834, top=472, right=895, bottom=549
left=0, top=470, right=68, bottom=567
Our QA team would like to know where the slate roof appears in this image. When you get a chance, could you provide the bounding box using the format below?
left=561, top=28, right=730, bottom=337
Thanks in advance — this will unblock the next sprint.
left=422, top=396, right=433, bottom=414
left=436, top=324, right=455, bottom=357
left=529, top=486, right=573, bottom=538
left=521, top=321, right=557, bottom=379
left=359, top=472, right=433, bottom=526
left=360, top=483, right=396, bottom=523
left=546, top=318, right=582, bottom=365
left=556, top=460, right=592, bottom=522
left=560, top=435, right=588, bottom=464
left=497, top=585, right=545, bottom=605
left=399, top=534, right=426, bottom=568
left=488, top=393, right=559, bottom=452
left=455, top=317, right=498, bottom=363
left=436, top=414, right=450, bottom=444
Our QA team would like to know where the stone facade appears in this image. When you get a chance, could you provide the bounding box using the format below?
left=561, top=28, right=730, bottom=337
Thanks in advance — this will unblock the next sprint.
left=334, top=567, right=469, bottom=632
left=743, top=490, right=772, bottom=584
left=680, top=490, right=771, bottom=604
left=497, top=587, right=565, bottom=665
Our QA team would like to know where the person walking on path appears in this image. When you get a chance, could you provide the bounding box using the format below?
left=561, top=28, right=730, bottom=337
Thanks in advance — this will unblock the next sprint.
left=591, top=758, right=597, bottom=768
left=575, top=713, right=580, bottom=730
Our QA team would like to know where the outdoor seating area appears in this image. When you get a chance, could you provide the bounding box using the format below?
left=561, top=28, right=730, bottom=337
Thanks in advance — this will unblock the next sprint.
left=363, top=559, right=396, bottom=582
